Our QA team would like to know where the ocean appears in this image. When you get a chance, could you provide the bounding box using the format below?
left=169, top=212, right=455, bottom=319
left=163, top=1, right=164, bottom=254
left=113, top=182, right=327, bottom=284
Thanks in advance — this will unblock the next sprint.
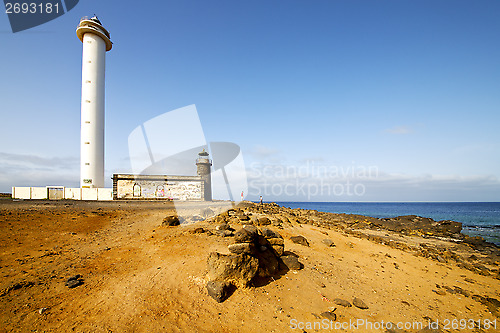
left=274, top=202, right=500, bottom=246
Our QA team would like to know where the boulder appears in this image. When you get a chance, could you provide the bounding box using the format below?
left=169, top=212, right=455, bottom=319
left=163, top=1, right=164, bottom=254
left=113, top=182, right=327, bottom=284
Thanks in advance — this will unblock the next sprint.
left=271, top=245, right=284, bottom=256
left=206, top=280, right=232, bottom=303
left=322, top=239, right=335, bottom=247
left=255, top=248, right=280, bottom=277
left=214, top=230, right=233, bottom=237
left=216, top=223, right=231, bottom=231
left=257, top=217, right=271, bottom=226
left=268, top=238, right=284, bottom=246
left=281, top=255, right=302, bottom=270
left=234, top=228, right=256, bottom=243
left=261, top=227, right=282, bottom=239
left=290, top=235, right=309, bottom=246
left=228, top=243, right=256, bottom=255
left=162, top=215, right=180, bottom=226
left=353, top=297, right=369, bottom=309
left=334, top=298, right=352, bottom=307
left=207, top=252, right=259, bottom=288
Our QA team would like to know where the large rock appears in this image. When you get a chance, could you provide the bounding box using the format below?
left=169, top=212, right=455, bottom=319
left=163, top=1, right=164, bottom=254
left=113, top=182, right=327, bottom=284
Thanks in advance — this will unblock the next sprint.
left=162, top=215, right=180, bottom=226
left=228, top=243, right=256, bottom=255
left=206, top=280, right=232, bottom=303
left=322, top=239, right=335, bottom=247
left=260, top=228, right=282, bottom=239
left=207, top=252, right=259, bottom=287
left=270, top=243, right=284, bottom=256
left=281, top=255, right=302, bottom=270
left=290, top=235, right=309, bottom=247
left=255, top=248, right=280, bottom=277
left=234, top=228, right=256, bottom=243
left=353, top=297, right=369, bottom=309
left=257, top=217, right=271, bottom=226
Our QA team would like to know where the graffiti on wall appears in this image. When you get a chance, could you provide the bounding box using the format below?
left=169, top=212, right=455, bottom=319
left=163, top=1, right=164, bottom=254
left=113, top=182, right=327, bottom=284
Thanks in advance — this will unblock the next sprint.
left=117, top=179, right=202, bottom=200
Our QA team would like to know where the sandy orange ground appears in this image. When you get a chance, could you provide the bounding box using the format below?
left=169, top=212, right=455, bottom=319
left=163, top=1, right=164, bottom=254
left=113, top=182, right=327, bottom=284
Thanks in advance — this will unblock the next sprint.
left=0, top=200, right=498, bottom=332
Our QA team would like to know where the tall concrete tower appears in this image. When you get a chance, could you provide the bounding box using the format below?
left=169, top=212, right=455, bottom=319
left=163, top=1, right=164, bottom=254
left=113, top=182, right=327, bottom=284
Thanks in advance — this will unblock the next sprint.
left=76, top=16, right=112, bottom=188
left=196, top=149, right=212, bottom=201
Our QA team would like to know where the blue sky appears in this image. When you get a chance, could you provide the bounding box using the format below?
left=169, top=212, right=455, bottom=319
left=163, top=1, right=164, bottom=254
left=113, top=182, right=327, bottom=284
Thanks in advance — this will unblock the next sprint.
left=1, top=0, right=499, bottom=201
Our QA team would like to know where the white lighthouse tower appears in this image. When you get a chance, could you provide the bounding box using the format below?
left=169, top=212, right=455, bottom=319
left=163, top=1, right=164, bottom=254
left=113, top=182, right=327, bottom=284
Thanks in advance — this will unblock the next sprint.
left=76, top=16, right=112, bottom=188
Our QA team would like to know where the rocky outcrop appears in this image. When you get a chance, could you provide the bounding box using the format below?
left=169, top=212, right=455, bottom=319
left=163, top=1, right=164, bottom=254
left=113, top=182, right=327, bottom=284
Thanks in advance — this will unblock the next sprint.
left=162, top=215, right=180, bottom=226
left=206, top=225, right=302, bottom=302
left=206, top=252, right=259, bottom=288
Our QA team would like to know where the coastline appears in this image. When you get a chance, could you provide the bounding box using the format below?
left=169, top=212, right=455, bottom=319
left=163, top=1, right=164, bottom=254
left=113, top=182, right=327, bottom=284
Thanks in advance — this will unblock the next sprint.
left=275, top=201, right=500, bottom=246
left=0, top=200, right=498, bottom=332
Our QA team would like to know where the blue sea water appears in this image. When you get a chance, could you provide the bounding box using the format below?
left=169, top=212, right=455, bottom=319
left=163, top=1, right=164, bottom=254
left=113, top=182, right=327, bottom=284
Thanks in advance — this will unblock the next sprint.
left=274, top=202, right=500, bottom=246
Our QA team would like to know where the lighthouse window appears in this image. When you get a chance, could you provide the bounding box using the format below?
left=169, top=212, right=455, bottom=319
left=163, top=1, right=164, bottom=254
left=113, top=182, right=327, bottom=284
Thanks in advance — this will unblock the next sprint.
left=86, top=80, right=91, bottom=83
left=87, top=40, right=92, bottom=43
left=87, top=60, right=91, bottom=63
left=85, top=163, right=90, bottom=165
left=85, top=121, right=90, bottom=124
left=85, top=100, right=91, bottom=103
left=84, top=142, right=90, bottom=144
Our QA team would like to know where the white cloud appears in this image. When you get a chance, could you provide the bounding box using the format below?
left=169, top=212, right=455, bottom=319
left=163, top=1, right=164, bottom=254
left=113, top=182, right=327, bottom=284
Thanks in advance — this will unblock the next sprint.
left=244, top=160, right=500, bottom=202
left=0, top=152, right=79, bottom=191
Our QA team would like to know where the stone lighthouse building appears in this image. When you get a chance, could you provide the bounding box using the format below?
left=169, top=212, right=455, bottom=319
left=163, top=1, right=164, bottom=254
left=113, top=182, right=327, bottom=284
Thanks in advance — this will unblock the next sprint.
left=196, top=149, right=212, bottom=201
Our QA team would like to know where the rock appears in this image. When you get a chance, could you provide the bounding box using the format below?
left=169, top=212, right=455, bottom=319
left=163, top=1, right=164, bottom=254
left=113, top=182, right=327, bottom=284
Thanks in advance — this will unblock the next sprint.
left=281, top=255, right=302, bottom=270
left=192, top=227, right=205, bottom=233
left=271, top=245, right=284, bottom=256
left=260, top=227, right=282, bottom=239
left=290, top=235, right=309, bottom=246
left=436, top=255, right=446, bottom=263
left=216, top=223, right=231, bottom=231
left=257, top=217, right=271, bottom=226
left=237, top=213, right=250, bottom=221
left=207, top=252, right=259, bottom=288
left=472, top=295, right=500, bottom=317
left=66, top=279, right=83, bottom=288
left=256, top=248, right=280, bottom=277
left=234, top=228, right=256, bottom=243
left=162, top=215, right=180, bottom=226
left=322, top=239, right=335, bottom=247
left=353, top=297, right=368, bottom=309
left=66, top=274, right=82, bottom=283
left=38, top=307, right=47, bottom=314
left=320, top=310, right=336, bottom=321
left=214, top=230, right=233, bottom=237
left=228, top=243, right=255, bottom=255
left=333, top=298, right=352, bottom=307
left=206, top=280, right=232, bottom=303
left=65, top=275, right=84, bottom=288
left=268, top=238, right=284, bottom=246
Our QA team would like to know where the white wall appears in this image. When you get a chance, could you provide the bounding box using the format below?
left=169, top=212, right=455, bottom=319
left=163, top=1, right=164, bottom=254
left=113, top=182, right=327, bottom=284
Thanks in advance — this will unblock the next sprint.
left=31, top=187, right=48, bottom=199
left=81, top=188, right=98, bottom=200
left=12, top=186, right=113, bottom=201
left=65, top=188, right=82, bottom=200
left=12, top=187, right=31, bottom=199
left=97, top=188, right=113, bottom=201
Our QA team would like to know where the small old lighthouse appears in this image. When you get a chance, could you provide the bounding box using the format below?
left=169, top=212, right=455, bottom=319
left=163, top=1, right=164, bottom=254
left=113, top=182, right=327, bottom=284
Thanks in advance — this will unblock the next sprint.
left=196, top=149, right=212, bottom=201
left=76, top=16, right=112, bottom=188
